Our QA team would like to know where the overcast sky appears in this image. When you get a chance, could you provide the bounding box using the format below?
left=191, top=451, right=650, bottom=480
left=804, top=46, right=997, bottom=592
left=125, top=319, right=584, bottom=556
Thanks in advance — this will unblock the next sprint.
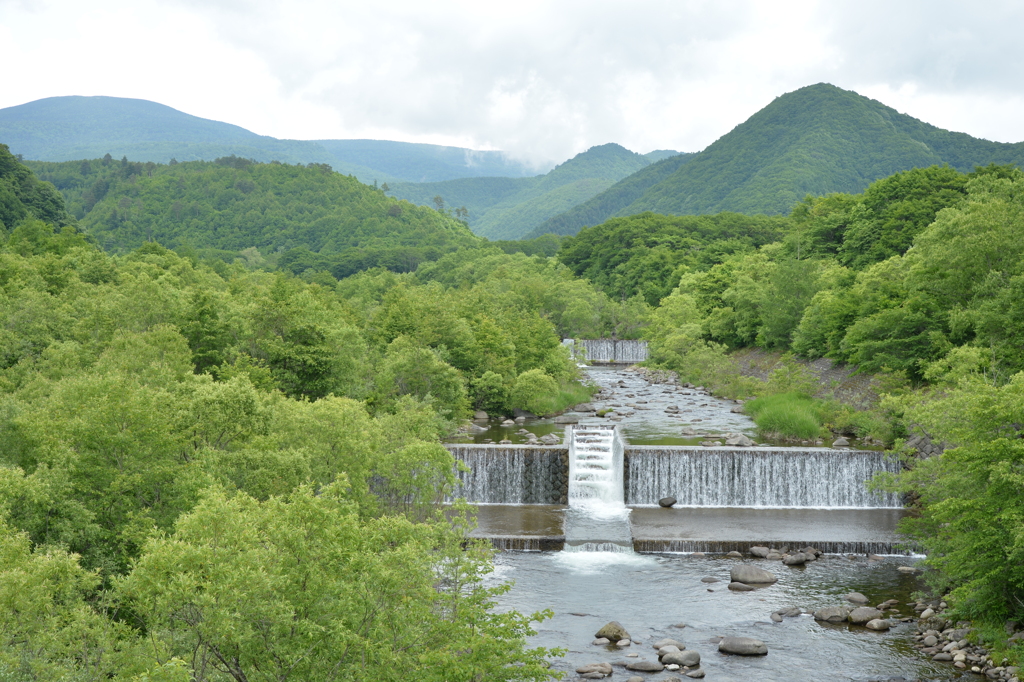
left=2, top=0, right=1023, bottom=166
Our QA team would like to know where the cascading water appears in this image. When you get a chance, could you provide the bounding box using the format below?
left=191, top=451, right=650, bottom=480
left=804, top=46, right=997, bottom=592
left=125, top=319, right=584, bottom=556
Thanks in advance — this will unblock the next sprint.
left=625, top=446, right=902, bottom=508
left=564, top=339, right=648, bottom=364
left=447, top=445, right=567, bottom=505
left=564, top=425, right=632, bottom=552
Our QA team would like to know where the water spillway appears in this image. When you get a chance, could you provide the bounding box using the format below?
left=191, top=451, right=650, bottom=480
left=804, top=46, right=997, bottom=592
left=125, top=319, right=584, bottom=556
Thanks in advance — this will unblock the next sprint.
left=564, top=425, right=632, bottom=552
left=448, top=444, right=568, bottom=504
left=625, top=446, right=902, bottom=508
left=564, top=339, right=648, bottom=364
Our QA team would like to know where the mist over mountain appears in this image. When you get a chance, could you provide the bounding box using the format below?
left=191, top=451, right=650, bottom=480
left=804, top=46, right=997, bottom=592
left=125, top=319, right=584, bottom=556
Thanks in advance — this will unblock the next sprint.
left=0, top=96, right=547, bottom=184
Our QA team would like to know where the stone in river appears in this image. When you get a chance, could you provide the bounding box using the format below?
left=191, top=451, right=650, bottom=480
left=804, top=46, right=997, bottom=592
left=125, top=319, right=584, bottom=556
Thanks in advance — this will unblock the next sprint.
left=770, top=613, right=783, bottom=622
left=725, top=434, right=755, bottom=446
left=866, top=618, right=890, bottom=631
left=553, top=414, right=579, bottom=424
left=848, top=607, right=884, bottom=624
left=832, top=437, right=850, bottom=447
left=659, top=496, right=677, bottom=508
left=920, top=607, right=935, bottom=619
left=595, top=621, right=631, bottom=641
left=749, top=546, right=769, bottom=558
left=627, top=677, right=645, bottom=682
left=728, top=581, right=756, bottom=591
left=626, top=660, right=665, bottom=672
left=652, top=638, right=685, bottom=650
left=730, top=564, right=778, bottom=584
left=718, top=636, right=768, bottom=655
left=473, top=410, right=488, bottom=420
left=663, top=651, right=701, bottom=667
left=845, top=592, right=869, bottom=604
left=686, top=670, right=706, bottom=679
left=726, top=550, right=743, bottom=558
left=813, top=606, right=851, bottom=622
left=576, top=663, right=613, bottom=675
left=783, top=552, right=807, bottom=565
left=700, top=576, right=719, bottom=583
left=501, top=419, right=515, bottom=426
left=658, top=645, right=680, bottom=655
left=616, top=639, right=631, bottom=647
left=592, top=637, right=610, bottom=645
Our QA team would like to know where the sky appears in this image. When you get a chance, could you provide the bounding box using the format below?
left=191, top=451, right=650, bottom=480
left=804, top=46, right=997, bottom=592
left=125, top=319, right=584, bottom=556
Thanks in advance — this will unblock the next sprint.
left=2, top=0, right=1024, bottom=167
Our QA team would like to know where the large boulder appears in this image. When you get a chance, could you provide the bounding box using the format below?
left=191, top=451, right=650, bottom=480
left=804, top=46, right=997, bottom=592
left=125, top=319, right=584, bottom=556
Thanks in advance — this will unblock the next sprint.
left=576, top=663, right=613, bottom=676
left=813, top=606, right=851, bottom=622
left=595, top=621, right=630, bottom=641
left=848, top=607, right=884, bottom=624
left=718, top=636, right=768, bottom=655
left=662, top=650, right=701, bottom=667
left=730, top=565, right=778, bottom=584
left=782, top=553, right=807, bottom=566
left=749, top=546, right=770, bottom=558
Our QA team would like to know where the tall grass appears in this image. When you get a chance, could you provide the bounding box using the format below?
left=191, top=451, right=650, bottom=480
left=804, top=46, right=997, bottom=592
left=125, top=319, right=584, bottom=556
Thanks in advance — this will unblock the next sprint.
left=530, top=380, right=597, bottom=416
left=744, top=392, right=823, bottom=440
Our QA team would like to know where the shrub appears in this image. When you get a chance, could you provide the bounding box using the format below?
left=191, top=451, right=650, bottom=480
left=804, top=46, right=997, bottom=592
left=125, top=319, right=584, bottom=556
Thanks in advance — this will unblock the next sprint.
left=745, top=392, right=823, bottom=440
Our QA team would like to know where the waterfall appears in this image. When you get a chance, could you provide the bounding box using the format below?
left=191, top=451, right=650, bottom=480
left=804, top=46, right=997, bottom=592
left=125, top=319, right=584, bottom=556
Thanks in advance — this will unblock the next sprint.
left=447, top=445, right=567, bottom=504
left=565, top=426, right=632, bottom=552
left=625, top=446, right=902, bottom=508
left=566, top=339, right=649, bottom=364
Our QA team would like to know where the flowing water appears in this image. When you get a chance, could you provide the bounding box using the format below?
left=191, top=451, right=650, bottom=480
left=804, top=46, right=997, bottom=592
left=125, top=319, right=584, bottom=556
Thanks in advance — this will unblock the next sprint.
left=447, top=356, right=953, bottom=679
left=489, top=552, right=963, bottom=681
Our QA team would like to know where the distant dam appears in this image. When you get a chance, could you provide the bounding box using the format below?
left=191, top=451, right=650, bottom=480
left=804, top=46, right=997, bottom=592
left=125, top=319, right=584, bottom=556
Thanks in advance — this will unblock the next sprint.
left=563, top=338, right=648, bottom=364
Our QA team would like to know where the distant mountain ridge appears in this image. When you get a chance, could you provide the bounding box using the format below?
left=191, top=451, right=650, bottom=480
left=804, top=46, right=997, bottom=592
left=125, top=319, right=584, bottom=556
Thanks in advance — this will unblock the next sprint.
left=0, top=96, right=548, bottom=184
left=390, top=143, right=658, bottom=240
left=532, top=83, right=1024, bottom=237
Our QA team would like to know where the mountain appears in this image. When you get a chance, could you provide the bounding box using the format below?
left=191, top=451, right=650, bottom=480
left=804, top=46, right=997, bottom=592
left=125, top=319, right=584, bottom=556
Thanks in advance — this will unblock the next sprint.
left=389, top=143, right=653, bottom=240
left=0, top=96, right=545, bottom=184
left=531, top=83, right=1024, bottom=236
left=523, top=152, right=695, bottom=238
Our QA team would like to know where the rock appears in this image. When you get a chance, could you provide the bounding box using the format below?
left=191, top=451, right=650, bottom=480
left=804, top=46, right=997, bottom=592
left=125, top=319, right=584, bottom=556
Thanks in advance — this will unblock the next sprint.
left=920, top=607, right=935, bottom=619
left=595, top=621, right=630, bottom=642
left=749, top=546, right=770, bottom=558
left=700, top=576, right=719, bottom=583
left=832, top=437, right=850, bottom=447
left=686, top=670, right=706, bottom=679
left=627, top=678, right=644, bottom=682
left=473, top=410, right=488, bottom=420
left=658, top=645, right=681, bottom=655
left=813, top=606, right=851, bottom=622
left=513, top=408, right=537, bottom=419
left=576, top=663, right=613, bottom=676
left=730, top=565, right=778, bottom=584
left=468, top=422, right=487, bottom=433
left=770, top=613, right=783, bottom=622
left=718, top=636, right=768, bottom=655
left=499, top=439, right=512, bottom=444
left=659, top=496, right=677, bottom=508
left=580, top=673, right=606, bottom=680
left=501, top=419, right=516, bottom=426
left=845, top=592, right=869, bottom=604
left=896, top=564, right=919, bottom=573
left=922, top=635, right=938, bottom=646
left=783, top=552, right=807, bottom=565
left=866, top=619, right=890, bottom=631
left=730, top=405, right=745, bottom=413
left=652, top=638, right=685, bottom=650
left=616, top=639, right=631, bottom=647
left=663, top=650, right=701, bottom=667
left=728, top=581, right=756, bottom=591
left=726, top=550, right=743, bottom=558
left=849, top=607, right=884, bottom=624
left=553, top=414, right=579, bottom=424
left=575, top=403, right=596, bottom=412
left=725, top=434, right=755, bottom=447
left=933, top=652, right=953, bottom=661
left=778, top=606, right=802, bottom=617
left=625, top=660, right=665, bottom=672
left=592, top=637, right=610, bottom=645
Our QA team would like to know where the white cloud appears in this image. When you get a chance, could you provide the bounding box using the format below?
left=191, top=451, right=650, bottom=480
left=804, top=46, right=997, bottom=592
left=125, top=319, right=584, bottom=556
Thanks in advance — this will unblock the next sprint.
left=2, top=0, right=1023, bottom=164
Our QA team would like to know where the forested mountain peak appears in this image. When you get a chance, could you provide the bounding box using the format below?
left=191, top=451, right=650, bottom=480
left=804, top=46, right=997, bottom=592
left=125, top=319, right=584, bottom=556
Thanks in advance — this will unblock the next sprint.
left=531, top=83, right=1024, bottom=236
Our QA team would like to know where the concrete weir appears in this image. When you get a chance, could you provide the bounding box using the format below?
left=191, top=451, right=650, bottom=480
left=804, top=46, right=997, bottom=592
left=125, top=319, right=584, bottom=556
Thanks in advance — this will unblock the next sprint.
left=447, top=442, right=909, bottom=554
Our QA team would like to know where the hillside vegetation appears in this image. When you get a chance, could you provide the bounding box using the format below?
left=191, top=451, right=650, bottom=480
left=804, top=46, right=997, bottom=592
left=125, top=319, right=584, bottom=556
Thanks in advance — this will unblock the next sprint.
left=531, top=83, right=1024, bottom=237
left=390, top=143, right=653, bottom=240
left=0, top=95, right=545, bottom=183
left=27, top=154, right=479, bottom=279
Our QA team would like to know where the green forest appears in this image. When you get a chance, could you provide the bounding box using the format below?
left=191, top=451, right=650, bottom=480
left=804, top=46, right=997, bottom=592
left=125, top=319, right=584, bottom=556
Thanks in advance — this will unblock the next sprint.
left=2, top=130, right=1024, bottom=679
